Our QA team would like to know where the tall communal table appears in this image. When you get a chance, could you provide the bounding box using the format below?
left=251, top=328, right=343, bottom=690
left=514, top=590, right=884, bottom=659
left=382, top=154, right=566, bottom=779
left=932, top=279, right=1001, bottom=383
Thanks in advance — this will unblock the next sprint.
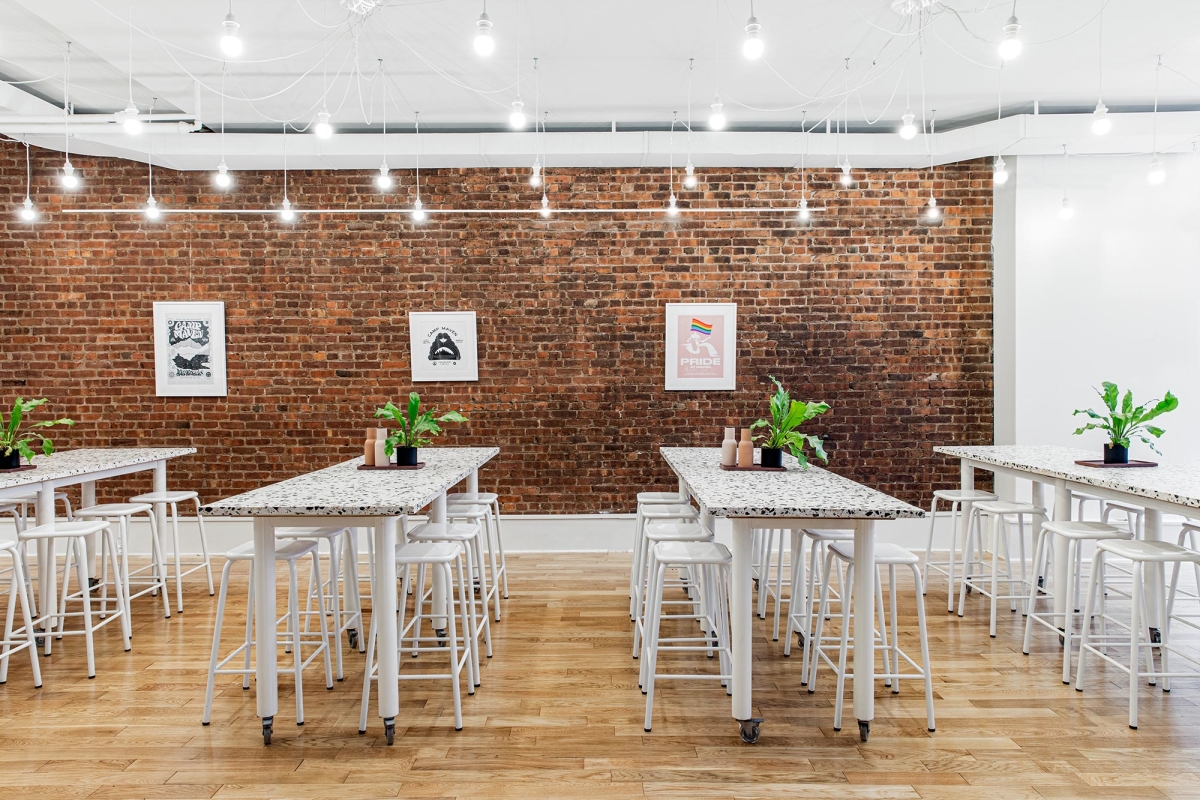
left=0, top=447, right=197, bottom=630
left=660, top=447, right=924, bottom=743
left=935, top=445, right=1200, bottom=634
left=201, top=447, right=498, bottom=744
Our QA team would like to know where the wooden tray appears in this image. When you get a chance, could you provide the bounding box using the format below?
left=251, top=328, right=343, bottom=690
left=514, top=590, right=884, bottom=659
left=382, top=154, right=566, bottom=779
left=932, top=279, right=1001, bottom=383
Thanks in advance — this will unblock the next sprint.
left=721, top=463, right=786, bottom=473
left=1074, top=459, right=1158, bottom=469
left=358, top=463, right=426, bottom=471
left=0, top=464, right=36, bottom=474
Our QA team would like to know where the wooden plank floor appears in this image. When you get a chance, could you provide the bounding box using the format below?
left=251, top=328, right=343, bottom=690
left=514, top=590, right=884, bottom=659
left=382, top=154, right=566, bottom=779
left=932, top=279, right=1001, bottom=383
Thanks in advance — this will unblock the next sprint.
left=2, top=551, right=1200, bottom=799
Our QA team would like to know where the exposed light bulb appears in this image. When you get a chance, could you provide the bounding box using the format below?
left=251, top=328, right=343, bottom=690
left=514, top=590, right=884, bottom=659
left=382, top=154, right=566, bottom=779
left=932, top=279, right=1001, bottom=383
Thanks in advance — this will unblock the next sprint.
left=280, top=197, right=295, bottom=221
left=998, top=16, right=1021, bottom=61
left=926, top=196, right=940, bottom=220
left=898, top=110, right=917, bottom=140
left=19, top=197, right=36, bottom=221
left=742, top=16, right=763, bottom=60
left=993, top=156, right=1009, bottom=185
left=1147, top=155, right=1166, bottom=185
left=314, top=111, right=333, bottom=139
left=411, top=197, right=426, bottom=222
left=839, top=162, right=853, bottom=186
left=666, top=193, right=679, bottom=217
left=682, top=161, right=697, bottom=190
left=509, top=100, right=526, bottom=130
left=539, top=194, right=551, bottom=218
left=376, top=160, right=393, bottom=190
left=1059, top=197, right=1074, bottom=220
left=473, top=11, right=494, bottom=56
left=145, top=196, right=161, bottom=219
left=219, top=13, right=243, bottom=58
left=61, top=161, right=79, bottom=189
left=121, top=104, right=142, bottom=135
left=797, top=197, right=811, bottom=222
left=530, top=159, right=542, bottom=188
left=214, top=160, right=232, bottom=188
left=1091, top=101, right=1111, bottom=135
left=709, top=100, right=726, bottom=131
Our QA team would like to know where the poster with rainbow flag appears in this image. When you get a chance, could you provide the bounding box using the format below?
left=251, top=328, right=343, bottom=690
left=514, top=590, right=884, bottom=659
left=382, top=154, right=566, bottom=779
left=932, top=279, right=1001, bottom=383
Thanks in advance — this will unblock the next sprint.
left=664, top=303, right=737, bottom=390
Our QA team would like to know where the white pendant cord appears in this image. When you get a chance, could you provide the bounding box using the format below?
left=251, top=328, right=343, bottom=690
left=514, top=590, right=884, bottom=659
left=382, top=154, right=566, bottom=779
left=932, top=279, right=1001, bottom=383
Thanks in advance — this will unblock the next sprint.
left=1152, top=55, right=1161, bottom=156
left=147, top=98, right=155, bottom=197
left=220, top=63, right=226, bottom=161
left=541, top=111, right=548, bottom=207
left=515, top=0, right=521, bottom=105
left=127, top=0, right=134, bottom=106
left=24, top=139, right=31, bottom=202
left=63, top=42, right=71, bottom=164
left=686, top=58, right=693, bottom=154
left=995, top=64, right=1003, bottom=158
left=283, top=122, right=288, bottom=201
left=415, top=111, right=421, bottom=203
left=1062, top=144, right=1069, bottom=200
left=1096, top=3, right=1104, bottom=106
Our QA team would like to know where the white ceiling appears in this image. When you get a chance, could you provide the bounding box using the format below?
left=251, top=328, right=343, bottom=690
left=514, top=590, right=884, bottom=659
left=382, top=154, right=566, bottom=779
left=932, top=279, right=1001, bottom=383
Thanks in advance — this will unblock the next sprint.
left=1, top=0, right=1199, bottom=169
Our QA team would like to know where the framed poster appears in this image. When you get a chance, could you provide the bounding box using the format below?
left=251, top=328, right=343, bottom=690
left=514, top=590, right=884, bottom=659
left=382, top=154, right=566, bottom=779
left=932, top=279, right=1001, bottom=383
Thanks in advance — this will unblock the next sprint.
left=664, top=302, right=737, bottom=391
left=409, top=311, right=479, bottom=382
left=153, top=301, right=227, bottom=397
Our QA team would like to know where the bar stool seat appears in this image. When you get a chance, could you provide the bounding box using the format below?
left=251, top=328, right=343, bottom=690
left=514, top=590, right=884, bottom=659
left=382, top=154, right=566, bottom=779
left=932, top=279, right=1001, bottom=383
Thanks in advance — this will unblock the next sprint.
left=630, top=504, right=702, bottom=619
left=75, top=502, right=170, bottom=620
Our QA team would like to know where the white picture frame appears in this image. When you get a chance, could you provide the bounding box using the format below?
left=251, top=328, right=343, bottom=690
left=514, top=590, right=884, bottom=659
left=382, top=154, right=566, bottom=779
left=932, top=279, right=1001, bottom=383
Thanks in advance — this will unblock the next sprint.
left=664, top=302, right=737, bottom=391
left=153, top=301, right=227, bottom=397
left=409, top=311, right=479, bottom=382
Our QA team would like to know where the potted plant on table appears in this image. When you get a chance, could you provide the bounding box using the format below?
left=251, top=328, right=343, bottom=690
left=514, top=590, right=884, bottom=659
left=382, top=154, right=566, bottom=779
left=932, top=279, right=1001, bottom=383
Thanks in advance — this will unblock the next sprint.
left=1, top=398, right=74, bottom=471
left=751, top=376, right=830, bottom=469
left=374, top=392, right=468, bottom=466
left=1073, top=381, right=1178, bottom=464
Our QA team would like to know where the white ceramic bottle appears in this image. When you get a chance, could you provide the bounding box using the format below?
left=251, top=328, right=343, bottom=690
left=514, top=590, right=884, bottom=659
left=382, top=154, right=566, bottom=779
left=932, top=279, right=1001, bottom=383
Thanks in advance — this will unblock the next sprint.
left=720, top=427, right=737, bottom=467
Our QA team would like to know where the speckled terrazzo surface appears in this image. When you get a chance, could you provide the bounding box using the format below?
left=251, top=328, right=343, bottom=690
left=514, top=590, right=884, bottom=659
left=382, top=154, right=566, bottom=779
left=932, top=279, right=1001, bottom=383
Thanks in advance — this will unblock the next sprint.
left=660, top=447, right=924, bottom=520
left=935, top=445, right=1200, bottom=511
left=201, top=447, right=499, bottom=517
left=0, top=448, right=196, bottom=492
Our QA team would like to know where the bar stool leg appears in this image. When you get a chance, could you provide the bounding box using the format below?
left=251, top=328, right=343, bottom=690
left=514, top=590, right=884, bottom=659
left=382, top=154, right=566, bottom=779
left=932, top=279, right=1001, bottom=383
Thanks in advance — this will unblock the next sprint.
left=358, top=600, right=378, bottom=735
left=889, top=564, right=900, bottom=695
left=311, top=551, right=333, bottom=690
left=783, top=531, right=804, bottom=657
left=1062, top=539, right=1078, bottom=684
left=203, top=559, right=236, bottom=725
left=1128, top=559, right=1143, bottom=729
left=288, top=559, right=305, bottom=725
left=192, top=497, right=215, bottom=596
left=833, top=562, right=854, bottom=731
left=169, top=502, right=185, bottom=614
left=910, top=563, right=936, bottom=731
left=447, top=561, right=465, bottom=730
left=946, top=501, right=960, bottom=613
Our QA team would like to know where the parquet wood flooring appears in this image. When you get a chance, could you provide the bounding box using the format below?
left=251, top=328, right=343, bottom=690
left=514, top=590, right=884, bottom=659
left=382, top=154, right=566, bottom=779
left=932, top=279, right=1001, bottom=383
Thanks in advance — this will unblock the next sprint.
left=1, top=551, right=1199, bottom=799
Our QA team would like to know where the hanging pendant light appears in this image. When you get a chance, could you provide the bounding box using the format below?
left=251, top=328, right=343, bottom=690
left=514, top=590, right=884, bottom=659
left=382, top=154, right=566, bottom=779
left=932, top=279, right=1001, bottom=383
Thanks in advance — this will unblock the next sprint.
left=742, top=1, right=763, bottom=61
left=376, top=160, right=393, bottom=190
left=529, top=158, right=542, bottom=187
left=61, top=161, right=79, bottom=189
left=219, top=11, right=242, bottom=57
left=213, top=65, right=232, bottom=188
left=708, top=99, right=726, bottom=130
left=144, top=195, right=160, bottom=219
left=898, top=110, right=917, bottom=140
left=1059, top=145, right=1074, bottom=219
left=1147, top=57, right=1165, bottom=185
left=279, top=122, right=296, bottom=221
left=215, top=160, right=232, bottom=188
left=666, top=193, right=679, bottom=217
left=60, top=43, right=80, bottom=188
left=998, top=14, right=1021, bottom=61
left=411, top=112, right=426, bottom=221
left=797, top=197, right=811, bottom=222
left=473, top=5, right=494, bottom=56
left=509, top=99, right=526, bottom=129
left=1091, top=8, right=1110, bottom=136
left=683, top=161, right=697, bottom=190
left=839, top=161, right=853, bottom=186
left=539, top=193, right=551, bottom=218
left=314, top=109, right=333, bottom=139
left=18, top=141, right=36, bottom=221
left=411, top=197, right=426, bottom=222
left=144, top=102, right=160, bottom=219
left=993, top=156, right=1009, bottom=185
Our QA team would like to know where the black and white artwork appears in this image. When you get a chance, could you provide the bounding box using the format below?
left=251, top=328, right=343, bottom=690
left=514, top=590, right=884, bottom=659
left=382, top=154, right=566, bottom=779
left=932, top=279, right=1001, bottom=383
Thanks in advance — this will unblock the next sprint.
left=409, top=311, right=478, bottom=382
left=153, top=301, right=227, bottom=396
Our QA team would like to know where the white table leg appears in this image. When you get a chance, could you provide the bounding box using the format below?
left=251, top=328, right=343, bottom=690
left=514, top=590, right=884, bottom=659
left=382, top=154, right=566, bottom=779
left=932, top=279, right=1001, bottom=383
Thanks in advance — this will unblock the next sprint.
left=852, top=519, right=876, bottom=741
left=729, top=517, right=760, bottom=742
left=1051, top=479, right=1071, bottom=620
left=373, top=516, right=400, bottom=740
left=153, top=461, right=168, bottom=562
left=36, top=485, right=56, bottom=634
left=467, top=469, right=479, bottom=494
left=1143, top=508, right=1165, bottom=632
left=678, top=477, right=688, bottom=499
left=80, top=480, right=98, bottom=572
left=957, top=461, right=975, bottom=586
left=252, top=517, right=278, bottom=743
left=430, top=493, right=448, bottom=628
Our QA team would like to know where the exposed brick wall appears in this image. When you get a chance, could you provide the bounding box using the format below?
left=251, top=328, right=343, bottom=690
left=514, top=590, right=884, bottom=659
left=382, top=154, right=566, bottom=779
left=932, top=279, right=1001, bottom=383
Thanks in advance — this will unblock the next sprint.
left=0, top=140, right=993, bottom=513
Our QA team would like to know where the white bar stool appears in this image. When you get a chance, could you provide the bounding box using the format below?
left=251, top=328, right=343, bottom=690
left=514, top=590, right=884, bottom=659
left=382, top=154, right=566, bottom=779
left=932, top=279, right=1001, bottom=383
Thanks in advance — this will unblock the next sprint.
left=74, top=502, right=171, bottom=620
left=1102, top=500, right=1145, bottom=538
left=752, top=528, right=788, bottom=637
left=632, top=521, right=714, bottom=660
left=630, top=504, right=701, bottom=620
left=128, top=490, right=214, bottom=613
left=958, top=500, right=1046, bottom=637
left=10, top=491, right=74, bottom=523
left=407, top=521, right=490, bottom=683
left=631, top=488, right=692, bottom=608
left=0, top=539, right=42, bottom=688
left=445, top=500, right=503, bottom=622
left=275, top=526, right=364, bottom=681
left=202, top=540, right=333, bottom=729
left=808, top=541, right=936, bottom=733
left=359, top=541, right=473, bottom=738
left=640, top=540, right=733, bottom=732
left=1076, top=538, right=1200, bottom=729
left=1022, top=519, right=1130, bottom=684
left=447, top=491, right=509, bottom=602
left=19, top=520, right=129, bottom=677
left=783, top=529, right=853, bottom=686
left=921, top=489, right=998, bottom=613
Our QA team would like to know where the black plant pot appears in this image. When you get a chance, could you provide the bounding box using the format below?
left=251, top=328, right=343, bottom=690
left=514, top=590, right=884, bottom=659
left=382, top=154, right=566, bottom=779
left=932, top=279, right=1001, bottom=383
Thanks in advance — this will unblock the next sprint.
left=0, top=450, right=21, bottom=470
left=396, top=446, right=419, bottom=467
left=760, top=447, right=784, bottom=469
left=1103, top=443, right=1129, bottom=465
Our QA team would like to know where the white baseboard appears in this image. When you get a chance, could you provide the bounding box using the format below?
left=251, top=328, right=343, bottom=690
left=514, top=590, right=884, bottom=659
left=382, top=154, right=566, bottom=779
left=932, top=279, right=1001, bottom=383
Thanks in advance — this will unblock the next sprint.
left=0, top=512, right=948, bottom=556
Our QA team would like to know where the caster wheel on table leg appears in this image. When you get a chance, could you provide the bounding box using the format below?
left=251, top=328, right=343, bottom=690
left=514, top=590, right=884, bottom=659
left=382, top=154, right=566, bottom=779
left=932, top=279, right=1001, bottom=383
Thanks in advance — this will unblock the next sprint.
left=262, top=717, right=273, bottom=745
left=436, top=628, right=447, bottom=648
left=1150, top=627, right=1162, bottom=644
left=858, top=720, right=870, bottom=742
left=384, top=720, right=396, bottom=746
left=737, top=718, right=763, bottom=744
left=347, top=628, right=359, bottom=650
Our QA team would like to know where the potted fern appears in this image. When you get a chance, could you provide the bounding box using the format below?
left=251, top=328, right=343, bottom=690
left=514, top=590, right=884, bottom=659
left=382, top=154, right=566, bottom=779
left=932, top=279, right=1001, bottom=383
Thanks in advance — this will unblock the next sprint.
left=750, top=376, right=830, bottom=469
left=374, top=392, right=468, bottom=467
left=1, top=398, right=74, bottom=471
left=1073, top=381, right=1178, bottom=464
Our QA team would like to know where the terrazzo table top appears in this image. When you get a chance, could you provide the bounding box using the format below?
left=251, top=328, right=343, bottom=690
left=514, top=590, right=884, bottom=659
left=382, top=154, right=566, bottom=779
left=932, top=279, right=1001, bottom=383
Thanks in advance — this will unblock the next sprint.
left=201, top=447, right=499, bottom=517
left=0, top=447, right=196, bottom=491
left=935, top=444, right=1200, bottom=511
left=660, top=447, right=924, bottom=520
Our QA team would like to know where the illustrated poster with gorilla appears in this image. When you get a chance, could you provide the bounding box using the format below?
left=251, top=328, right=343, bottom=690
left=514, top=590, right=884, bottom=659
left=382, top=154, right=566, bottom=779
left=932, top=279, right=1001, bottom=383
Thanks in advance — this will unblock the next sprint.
left=152, top=301, right=228, bottom=396
left=408, top=311, right=479, bottom=382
